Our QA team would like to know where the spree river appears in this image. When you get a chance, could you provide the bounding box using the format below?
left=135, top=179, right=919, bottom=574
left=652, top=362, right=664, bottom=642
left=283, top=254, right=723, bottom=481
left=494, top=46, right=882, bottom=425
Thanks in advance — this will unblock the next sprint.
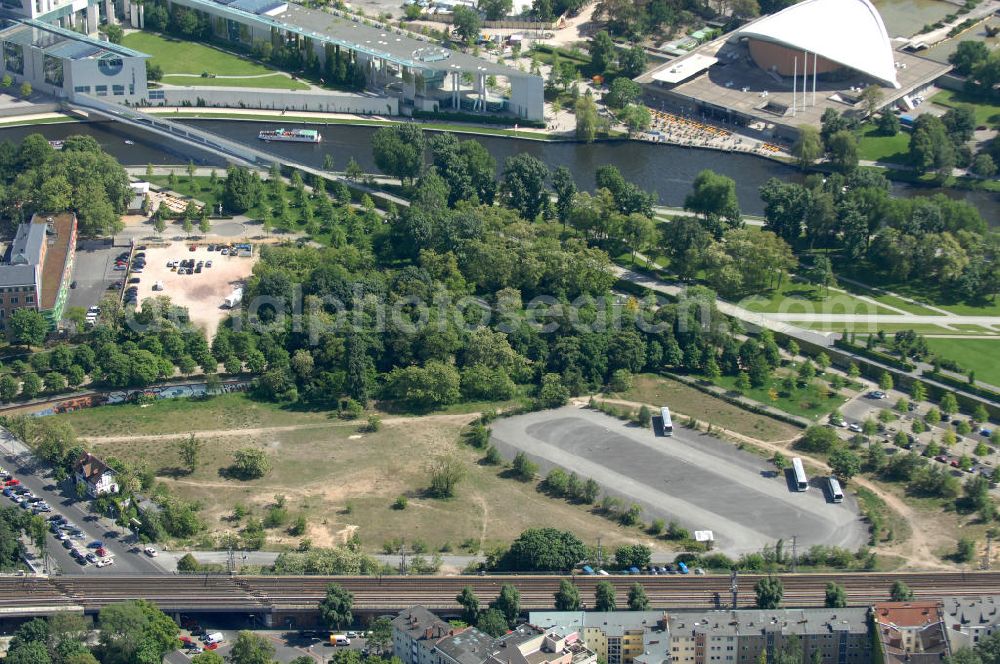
left=3, top=118, right=997, bottom=221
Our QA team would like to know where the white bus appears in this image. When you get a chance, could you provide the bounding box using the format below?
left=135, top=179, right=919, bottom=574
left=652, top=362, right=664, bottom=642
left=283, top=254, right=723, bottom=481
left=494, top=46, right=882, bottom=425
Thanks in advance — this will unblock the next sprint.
left=827, top=476, right=844, bottom=503
left=660, top=406, right=673, bottom=436
left=791, top=457, right=808, bottom=491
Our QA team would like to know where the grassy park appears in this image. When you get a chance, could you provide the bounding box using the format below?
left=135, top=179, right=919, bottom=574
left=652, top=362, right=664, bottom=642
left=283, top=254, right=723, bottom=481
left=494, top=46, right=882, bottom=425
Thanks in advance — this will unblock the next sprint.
left=121, top=32, right=310, bottom=91
left=931, top=89, right=1000, bottom=128
left=855, top=123, right=910, bottom=164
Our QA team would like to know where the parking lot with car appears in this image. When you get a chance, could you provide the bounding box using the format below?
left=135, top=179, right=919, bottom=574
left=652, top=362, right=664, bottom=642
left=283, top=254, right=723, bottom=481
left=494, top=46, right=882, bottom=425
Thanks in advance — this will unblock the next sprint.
left=0, top=429, right=165, bottom=576
left=831, top=387, right=997, bottom=484
left=66, top=240, right=128, bottom=318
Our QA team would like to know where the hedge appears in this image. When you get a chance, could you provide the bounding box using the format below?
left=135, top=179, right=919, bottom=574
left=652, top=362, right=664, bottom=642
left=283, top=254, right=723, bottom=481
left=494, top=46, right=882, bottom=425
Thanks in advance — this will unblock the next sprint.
left=411, top=110, right=546, bottom=128
left=921, top=370, right=1000, bottom=403
left=833, top=339, right=916, bottom=372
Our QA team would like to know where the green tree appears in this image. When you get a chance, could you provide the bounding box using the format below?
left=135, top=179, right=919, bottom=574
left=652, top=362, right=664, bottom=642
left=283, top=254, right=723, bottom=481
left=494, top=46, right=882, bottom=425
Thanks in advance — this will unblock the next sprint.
left=827, top=130, right=859, bottom=173
left=500, top=153, right=549, bottom=220
left=824, top=582, right=847, bottom=608
left=491, top=584, right=521, bottom=625
left=940, top=392, right=959, bottom=416
left=879, top=371, right=894, bottom=391
left=367, top=616, right=393, bottom=655
left=792, top=125, right=823, bottom=169
left=457, top=586, right=480, bottom=625
left=619, top=44, right=647, bottom=78
left=511, top=451, right=538, bottom=481
left=231, top=447, right=270, bottom=479
left=8, top=308, right=48, bottom=347
left=371, top=124, right=425, bottom=184
left=479, top=0, right=512, bottom=19
left=555, top=579, right=581, bottom=610
left=428, top=455, right=466, bottom=498
left=956, top=537, right=976, bottom=563
left=606, top=77, right=641, bottom=109
left=684, top=169, right=741, bottom=237
left=452, top=5, right=481, bottom=43
left=627, top=582, right=650, bottom=610
left=477, top=608, right=509, bottom=637
left=222, top=166, right=263, bottom=213
left=501, top=528, right=587, bottom=571
left=829, top=448, right=861, bottom=482
left=595, top=580, right=617, bottom=611
left=191, top=653, right=225, bottom=664
left=620, top=104, right=652, bottom=134
left=755, top=576, right=783, bottom=609
left=20, top=373, right=42, bottom=399
left=228, top=631, right=275, bottom=664
left=890, top=580, right=913, bottom=601
left=319, top=583, right=354, bottom=629
left=589, top=30, right=615, bottom=73
left=575, top=94, right=601, bottom=143
left=178, top=434, right=202, bottom=474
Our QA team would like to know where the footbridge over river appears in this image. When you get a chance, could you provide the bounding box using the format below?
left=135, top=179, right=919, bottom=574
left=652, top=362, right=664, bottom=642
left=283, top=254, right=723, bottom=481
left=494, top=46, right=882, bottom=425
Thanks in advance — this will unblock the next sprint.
left=66, top=95, right=409, bottom=207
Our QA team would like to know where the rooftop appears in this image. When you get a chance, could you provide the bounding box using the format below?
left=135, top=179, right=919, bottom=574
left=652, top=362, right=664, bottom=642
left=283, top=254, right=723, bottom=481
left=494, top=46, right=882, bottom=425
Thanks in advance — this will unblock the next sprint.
left=37, top=212, right=74, bottom=311
left=942, top=595, right=1000, bottom=630
left=669, top=608, right=871, bottom=638
left=392, top=606, right=456, bottom=642
left=75, top=452, right=115, bottom=484
left=172, top=0, right=530, bottom=78
left=874, top=602, right=943, bottom=628
left=8, top=217, right=47, bottom=266
left=0, top=19, right=149, bottom=59
left=437, top=627, right=497, bottom=664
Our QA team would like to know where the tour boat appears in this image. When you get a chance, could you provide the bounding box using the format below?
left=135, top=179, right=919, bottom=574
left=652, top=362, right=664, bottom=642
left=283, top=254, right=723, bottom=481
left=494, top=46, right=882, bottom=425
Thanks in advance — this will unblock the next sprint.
left=257, top=128, right=322, bottom=143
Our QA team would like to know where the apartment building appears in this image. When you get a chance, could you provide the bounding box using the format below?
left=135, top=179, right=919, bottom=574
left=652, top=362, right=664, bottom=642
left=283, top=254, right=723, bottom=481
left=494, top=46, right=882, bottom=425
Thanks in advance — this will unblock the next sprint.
left=528, top=611, right=671, bottom=664
left=485, top=625, right=596, bottom=664
left=666, top=608, right=872, bottom=664
left=942, top=595, right=1000, bottom=651
left=393, top=606, right=464, bottom=664
left=874, top=602, right=949, bottom=664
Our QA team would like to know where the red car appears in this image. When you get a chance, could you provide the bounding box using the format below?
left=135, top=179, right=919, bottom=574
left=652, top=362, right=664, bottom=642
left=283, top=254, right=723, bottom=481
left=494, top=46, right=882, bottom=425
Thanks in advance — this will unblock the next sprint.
left=189, top=244, right=197, bottom=251
left=96, top=547, right=108, bottom=557
left=4, top=478, right=19, bottom=486
left=206, top=643, right=219, bottom=651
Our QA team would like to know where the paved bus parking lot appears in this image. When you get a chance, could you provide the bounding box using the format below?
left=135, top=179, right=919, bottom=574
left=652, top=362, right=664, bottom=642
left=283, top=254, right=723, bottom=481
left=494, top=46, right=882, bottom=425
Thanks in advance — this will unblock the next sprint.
left=489, top=406, right=867, bottom=555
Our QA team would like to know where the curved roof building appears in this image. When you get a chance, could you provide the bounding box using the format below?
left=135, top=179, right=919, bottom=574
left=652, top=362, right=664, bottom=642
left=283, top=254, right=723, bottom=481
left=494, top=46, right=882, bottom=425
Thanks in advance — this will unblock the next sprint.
left=736, top=0, right=900, bottom=88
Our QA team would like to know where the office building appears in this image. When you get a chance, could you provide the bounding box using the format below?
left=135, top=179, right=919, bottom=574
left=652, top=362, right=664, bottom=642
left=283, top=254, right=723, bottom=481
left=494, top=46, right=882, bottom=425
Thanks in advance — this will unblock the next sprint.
left=0, top=212, right=76, bottom=330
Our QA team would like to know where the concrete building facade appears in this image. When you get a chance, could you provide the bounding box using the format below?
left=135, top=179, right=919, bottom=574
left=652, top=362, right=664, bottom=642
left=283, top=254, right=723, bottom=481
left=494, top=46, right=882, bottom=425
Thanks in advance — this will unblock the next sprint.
left=0, top=19, right=148, bottom=102
left=528, top=611, right=671, bottom=664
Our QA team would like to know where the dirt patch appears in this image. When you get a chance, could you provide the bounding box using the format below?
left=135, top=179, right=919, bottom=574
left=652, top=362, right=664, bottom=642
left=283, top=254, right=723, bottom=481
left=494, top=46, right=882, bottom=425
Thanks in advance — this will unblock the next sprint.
left=133, top=242, right=255, bottom=338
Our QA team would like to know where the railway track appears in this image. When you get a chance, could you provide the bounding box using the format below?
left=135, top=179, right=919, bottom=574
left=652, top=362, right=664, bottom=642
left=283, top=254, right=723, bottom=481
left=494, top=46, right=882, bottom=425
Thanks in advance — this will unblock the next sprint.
left=3, top=571, right=1000, bottom=614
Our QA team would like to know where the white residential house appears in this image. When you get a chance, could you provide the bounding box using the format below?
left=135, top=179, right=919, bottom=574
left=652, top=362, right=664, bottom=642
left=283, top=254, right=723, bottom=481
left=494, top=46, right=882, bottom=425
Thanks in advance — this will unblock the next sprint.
left=74, top=452, right=119, bottom=497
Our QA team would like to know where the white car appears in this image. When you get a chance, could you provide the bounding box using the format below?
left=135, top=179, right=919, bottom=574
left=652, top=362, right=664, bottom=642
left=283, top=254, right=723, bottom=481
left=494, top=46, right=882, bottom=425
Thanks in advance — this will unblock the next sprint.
left=144, top=546, right=158, bottom=557
left=96, top=558, right=115, bottom=568
left=848, top=422, right=863, bottom=433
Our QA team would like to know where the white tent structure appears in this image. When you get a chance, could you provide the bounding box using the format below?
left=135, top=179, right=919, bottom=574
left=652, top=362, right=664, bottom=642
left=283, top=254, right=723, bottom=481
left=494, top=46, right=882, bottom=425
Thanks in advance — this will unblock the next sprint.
left=737, top=0, right=900, bottom=89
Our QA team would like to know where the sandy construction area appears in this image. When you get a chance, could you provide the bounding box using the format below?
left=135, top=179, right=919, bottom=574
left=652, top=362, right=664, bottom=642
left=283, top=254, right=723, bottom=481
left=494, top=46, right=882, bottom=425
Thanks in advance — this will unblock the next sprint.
left=134, top=242, right=256, bottom=338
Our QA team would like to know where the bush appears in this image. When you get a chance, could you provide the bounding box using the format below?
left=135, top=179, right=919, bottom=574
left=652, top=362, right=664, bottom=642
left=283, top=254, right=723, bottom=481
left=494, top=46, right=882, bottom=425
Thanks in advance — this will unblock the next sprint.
left=483, top=445, right=502, bottom=465
left=393, top=495, right=408, bottom=510
left=511, top=452, right=538, bottom=481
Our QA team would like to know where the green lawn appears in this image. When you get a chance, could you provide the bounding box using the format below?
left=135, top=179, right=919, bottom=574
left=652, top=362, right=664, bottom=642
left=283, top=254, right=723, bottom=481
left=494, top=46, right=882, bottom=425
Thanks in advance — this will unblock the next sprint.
left=855, top=123, right=910, bottom=164
left=122, top=32, right=310, bottom=90
left=924, top=338, right=1000, bottom=387
left=932, top=89, right=1000, bottom=128
left=738, top=277, right=896, bottom=316
left=793, top=321, right=974, bottom=335
left=160, top=74, right=310, bottom=91
left=0, top=115, right=79, bottom=128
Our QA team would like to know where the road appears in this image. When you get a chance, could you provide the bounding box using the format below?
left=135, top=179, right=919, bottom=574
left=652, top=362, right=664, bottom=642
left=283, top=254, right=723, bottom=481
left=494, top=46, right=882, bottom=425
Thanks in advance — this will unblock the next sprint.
left=0, top=427, right=165, bottom=576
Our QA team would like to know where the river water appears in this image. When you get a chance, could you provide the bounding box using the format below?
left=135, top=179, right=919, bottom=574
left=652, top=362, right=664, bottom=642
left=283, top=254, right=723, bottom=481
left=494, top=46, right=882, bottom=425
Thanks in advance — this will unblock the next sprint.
left=3, top=118, right=998, bottom=221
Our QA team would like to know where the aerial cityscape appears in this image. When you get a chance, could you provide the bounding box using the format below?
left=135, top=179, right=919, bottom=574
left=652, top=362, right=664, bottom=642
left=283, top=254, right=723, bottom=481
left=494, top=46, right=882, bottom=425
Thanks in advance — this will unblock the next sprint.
left=0, top=0, right=998, bottom=660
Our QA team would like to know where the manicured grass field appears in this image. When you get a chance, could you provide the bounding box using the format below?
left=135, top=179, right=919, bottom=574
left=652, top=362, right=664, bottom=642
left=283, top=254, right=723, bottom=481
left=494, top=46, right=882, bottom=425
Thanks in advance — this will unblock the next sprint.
left=737, top=277, right=896, bottom=316
left=855, top=123, right=910, bottom=164
left=58, top=394, right=661, bottom=554
left=925, top=338, right=1000, bottom=387
left=932, top=89, right=1000, bottom=128
left=122, top=32, right=310, bottom=90
left=794, top=321, right=973, bottom=335
left=610, top=373, right=802, bottom=442
left=161, top=74, right=311, bottom=91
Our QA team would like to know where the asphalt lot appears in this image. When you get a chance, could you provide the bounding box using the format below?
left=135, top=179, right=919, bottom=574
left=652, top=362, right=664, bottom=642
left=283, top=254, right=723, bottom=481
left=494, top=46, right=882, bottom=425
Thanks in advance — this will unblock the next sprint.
left=490, top=406, right=867, bottom=555
left=67, top=239, right=127, bottom=315
left=0, top=428, right=165, bottom=576
left=165, top=629, right=368, bottom=663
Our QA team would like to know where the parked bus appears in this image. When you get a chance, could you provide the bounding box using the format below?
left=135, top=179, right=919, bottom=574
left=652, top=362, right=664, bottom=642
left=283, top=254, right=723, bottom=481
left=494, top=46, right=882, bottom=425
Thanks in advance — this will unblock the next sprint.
left=826, top=476, right=844, bottom=503
left=660, top=406, right=673, bottom=436
left=791, top=457, right=808, bottom=491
